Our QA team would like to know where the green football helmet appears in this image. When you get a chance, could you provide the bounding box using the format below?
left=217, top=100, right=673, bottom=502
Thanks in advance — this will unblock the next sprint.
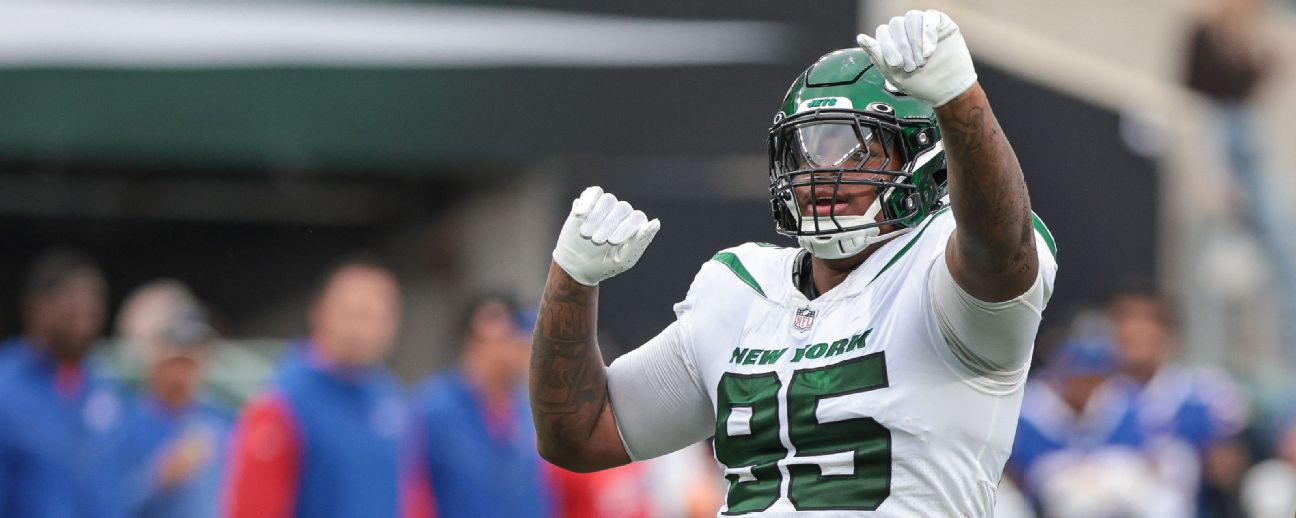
left=769, top=48, right=948, bottom=259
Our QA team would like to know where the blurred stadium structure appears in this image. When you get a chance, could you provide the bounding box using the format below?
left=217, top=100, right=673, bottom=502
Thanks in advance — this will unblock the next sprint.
left=864, top=0, right=1296, bottom=394
left=0, top=0, right=857, bottom=382
left=2, top=0, right=1296, bottom=516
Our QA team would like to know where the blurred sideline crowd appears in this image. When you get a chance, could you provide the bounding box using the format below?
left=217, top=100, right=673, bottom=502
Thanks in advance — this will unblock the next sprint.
left=0, top=248, right=723, bottom=518
left=9, top=249, right=1296, bottom=518
left=997, top=286, right=1296, bottom=518
left=985, top=2, right=1296, bottom=515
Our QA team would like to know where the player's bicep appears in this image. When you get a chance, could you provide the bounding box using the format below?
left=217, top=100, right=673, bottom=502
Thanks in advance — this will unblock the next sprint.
left=607, top=320, right=715, bottom=461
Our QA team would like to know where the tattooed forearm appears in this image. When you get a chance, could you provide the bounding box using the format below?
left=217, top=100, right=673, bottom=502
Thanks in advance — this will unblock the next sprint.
left=935, top=83, right=1038, bottom=300
left=529, top=261, right=623, bottom=471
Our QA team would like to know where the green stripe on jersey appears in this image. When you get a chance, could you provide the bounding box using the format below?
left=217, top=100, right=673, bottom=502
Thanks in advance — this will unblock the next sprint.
left=868, top=208, right=1056, bottom=286
left=869, top=207, right=951, bottom=285
left=1032, top=213, right=1057, bottom=259
left=711, top=252, right=766, bottom=298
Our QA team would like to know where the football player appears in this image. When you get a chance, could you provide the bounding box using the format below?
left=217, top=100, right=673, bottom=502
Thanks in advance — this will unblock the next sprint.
left=529, top=10, right=1058, bottom=515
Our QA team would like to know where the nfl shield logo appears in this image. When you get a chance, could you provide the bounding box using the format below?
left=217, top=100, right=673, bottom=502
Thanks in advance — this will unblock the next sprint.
left=793, top=306, right=816, bottom=331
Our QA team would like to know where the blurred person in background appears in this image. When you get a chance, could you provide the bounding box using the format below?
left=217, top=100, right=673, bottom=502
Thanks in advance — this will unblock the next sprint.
left=1240, top=411, right=1296, bottom=518
left=0, top=247, right=126, bottom=517
left=547, top=458, right=653, bottom=518
left=115, top=280, right=208, bottom=384
left=416, top=295, right=654, bottom=518
left=1007, top=337, right=1186, bottom=516
left=638, top=443, right=723, bottom=518
left=223, top=255, right=431, bottom=518
left=1185, top=0, right=1275, bottom=150
left=1106, top=287, right=1250, bottom=517
left=990, top=477, right=1034, bottom=518
left=110, top=280, right=230, bottom=518
left=1184, top=0, right=1296, bottom=360
left=415, top=295, right=554, bottom=517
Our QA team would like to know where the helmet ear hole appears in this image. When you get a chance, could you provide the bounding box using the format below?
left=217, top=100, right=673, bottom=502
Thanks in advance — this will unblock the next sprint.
left=932, top=168, right=948, bottom=186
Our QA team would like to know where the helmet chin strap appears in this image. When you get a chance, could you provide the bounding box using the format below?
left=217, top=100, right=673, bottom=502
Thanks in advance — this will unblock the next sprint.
left=797, top=198, right=912, bottom=260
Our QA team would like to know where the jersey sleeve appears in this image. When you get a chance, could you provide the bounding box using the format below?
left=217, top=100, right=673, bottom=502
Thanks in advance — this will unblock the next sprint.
left=606, top=260, right=723, bottom=461
left=928, top=215, right=1058, bottom=393
left=223, top=393, right=301, bottom=518
left=607, top=320, right=714, bottom=461
left=1184, top=369, right=1249, bottom=448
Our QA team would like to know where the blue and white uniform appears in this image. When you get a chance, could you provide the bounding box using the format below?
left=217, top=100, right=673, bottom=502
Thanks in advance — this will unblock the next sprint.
left=0, top=337, right=127, bottom=518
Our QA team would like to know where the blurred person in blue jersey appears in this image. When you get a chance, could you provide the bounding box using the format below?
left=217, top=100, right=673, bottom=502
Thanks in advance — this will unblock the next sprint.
left=0, top=247, right=127, bottom=517
left=223, top=255, right=432, bottom=518
left=1008, top=336, right=1165, bottom=515
left=1241, top=410, right=1296, bottom=517
left=415, top=295, right=553, bottom=518
left=109, top=280, right=230, bottom=518
left=1105, top=286, right=1250, bottom=517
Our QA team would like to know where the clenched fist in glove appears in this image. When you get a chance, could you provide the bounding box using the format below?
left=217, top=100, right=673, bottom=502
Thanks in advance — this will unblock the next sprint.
left=857, top=10, right=976, bottom=108
left=552, top=186, right=661, bottom=286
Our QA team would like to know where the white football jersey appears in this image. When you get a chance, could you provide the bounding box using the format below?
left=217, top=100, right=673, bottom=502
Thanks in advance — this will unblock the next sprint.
left=674, top=209, right=1058, bottom=516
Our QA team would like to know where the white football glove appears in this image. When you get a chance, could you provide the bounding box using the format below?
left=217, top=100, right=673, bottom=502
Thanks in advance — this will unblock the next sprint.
left=552, top=186, right=661, bottom=286
left=856, top=10, right=977, bottom=108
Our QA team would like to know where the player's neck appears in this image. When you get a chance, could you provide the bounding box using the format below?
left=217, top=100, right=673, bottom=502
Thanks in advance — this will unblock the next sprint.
left=809, top=244, right=884, bottom=296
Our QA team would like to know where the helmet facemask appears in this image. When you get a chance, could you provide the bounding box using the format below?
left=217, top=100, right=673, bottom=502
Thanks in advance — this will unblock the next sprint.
left=769, top=110, right=930, bottom=259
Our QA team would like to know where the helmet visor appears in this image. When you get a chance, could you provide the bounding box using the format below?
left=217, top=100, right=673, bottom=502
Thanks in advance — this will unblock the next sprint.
left=779, top=121, right=901, bottom=174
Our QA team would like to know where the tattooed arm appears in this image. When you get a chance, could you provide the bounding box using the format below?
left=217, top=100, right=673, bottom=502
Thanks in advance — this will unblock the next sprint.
left=937, top=83, right=1039, bottom=301
left=857, top=11, right=1040, bottom=301
left=530, top=262, right=631, bottom=472
left=532, top=186, right=659, bottom=471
